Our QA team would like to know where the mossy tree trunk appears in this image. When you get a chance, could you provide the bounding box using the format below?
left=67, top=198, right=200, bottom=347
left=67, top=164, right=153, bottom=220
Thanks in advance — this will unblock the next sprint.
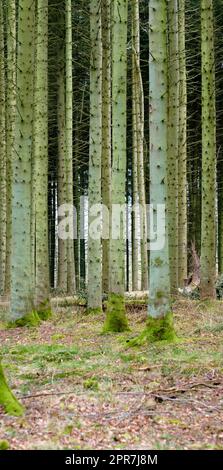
left=5, top=0, right=16, bottom=297
left=87, top=0, right=103, bottom=313
left=178, top=0, right=188, bottom=288
left=0, top=0, right=6, bottom=296
left=0, top=362, right=23, bottom=416
left=167, top=0, right=179, bottom=294
left=33, top=0, right=51, bottom=317
left=10, top=0, right=36, bottom=321
left=148, top=0, right=175, bottom=340
left=200, top=0, right=216, bottom=299
left=105, top=0, right=129, bottom=332
left=101, top=0, right=111, bottom=295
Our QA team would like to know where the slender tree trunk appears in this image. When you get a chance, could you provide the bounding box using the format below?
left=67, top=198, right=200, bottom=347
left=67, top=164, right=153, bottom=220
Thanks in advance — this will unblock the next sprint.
left=101, top=0, right=111, bottom=294
left=132, top=0, right=148, bottom=292
left=131, top=0, right=139, bottom=291
left=10, top=0, right=35, bottom=321
left=104, top=0, right=129, bottom=332
left=33, top=0, right=50, bottom=315
left=200, top=0, right=216, bottom=299
left=0, top=0, right=6, bottom=296
left=167, top=0, right=179, bottom=293
left=65, top=0, right=75, bottom=294
left=5, top=0, right=16, bottom=297
left=74, top=126, right=80, bottom=290
left=87, top=0, right=103, bottom=312
left=218, top=168, right=223, bottom=274
left=178, top=0, right=188, bottom=287
left=57, top=43, right=68, bottom=291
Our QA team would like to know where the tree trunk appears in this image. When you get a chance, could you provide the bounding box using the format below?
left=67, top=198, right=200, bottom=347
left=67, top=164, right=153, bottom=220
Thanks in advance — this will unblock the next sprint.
left=178, top=0, right=188, bottom=287
left=105, top=0, right=129, bottom=332
left=87, top=0, right=103, bottom=312
left=167, top=0, right=179, bottom=294
left=0, top=0, right=6, bottom=296
left=0, top=362, right=23, bottom=416
left=148, top=0, right=174, bottom=340
left=5, top=0, right=16, bottom=297
left=10, top=0, right=35, bottom=321
left=65, top=0, right=75, bottom=294
left=200, top=0, right=216, bottom=299
left=33, top=0, right=50, bottom=315
left=101, top=0, right=111, bottom=294
left=57, top=40, right=68, bottom=292
left=132, top=0, right=148, bottom=292
left=131, top=0, right=139, bottom=292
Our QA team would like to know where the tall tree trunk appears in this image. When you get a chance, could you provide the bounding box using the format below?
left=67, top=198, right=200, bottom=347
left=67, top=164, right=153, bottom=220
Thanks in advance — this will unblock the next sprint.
left=10, top=0, right=36, bottom=321
left=131, top=0, right=139, bottom=291
left=0, top=0, right=6, bottom=296
left=167, top=0, right=179, bottom=293
left=200, top=0, right=216, bottom=299
left=33, top=0, right=50, bottom=315
left=65, top=0, right=75, bottom=294
left=5, top=0, right=16, bottom=297
left=104, top=0, right=129, bottom=332
left=101, top=0, right=111, bottom=295
left=57, top=42, right=68, bottom=291
left=178, top=0, right=188, bottom=287
left=132, top=0, right=148, bottom=292
left=147, top=0, right=175, bottom=340
left=87, top=0, right=103, bottom=312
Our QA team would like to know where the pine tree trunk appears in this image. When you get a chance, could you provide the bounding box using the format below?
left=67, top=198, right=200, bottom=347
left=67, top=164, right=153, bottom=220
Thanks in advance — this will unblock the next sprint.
left=132, top=0, right=148, bottom=292
left=57, top=41, right=68, bottom=292
left=101, top=0, right=111, bottom=294
left=10, top=0, right=35, bottom=320
left=167, top=0, right=179, bottom=293
left=105, top=0, right=129, bottom=332
left=200, top=0, right=216, bottom=299
left=65, top=0, right=75, bottom=294
left=149, top=0, right=172, bottom=323
left=5, top=0, right=16, bottom=297
left=131, top=0, right=139, bottom=291
left=33, top=0, right=50, bottom=315
left=87, top=0, right=103, bottom=312
left=178, top=0, right=188, bottom=287
left=0, top=0, right=6, bottom=296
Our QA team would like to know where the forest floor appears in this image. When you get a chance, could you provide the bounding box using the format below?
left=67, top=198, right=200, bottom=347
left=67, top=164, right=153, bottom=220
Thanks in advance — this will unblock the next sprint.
left=0, top=299, right=223, bottom=450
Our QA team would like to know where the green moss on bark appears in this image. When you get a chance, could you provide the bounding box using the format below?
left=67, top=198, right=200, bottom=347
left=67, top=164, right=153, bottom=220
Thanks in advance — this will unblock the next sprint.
left=103, top=293, right=130, bottom=333
left=7, top=311, right=41, bottom=328
left=36, top=301, right=53, bottom=321
left=127, top=312, right=177, bottom=346
left=85, top=307, right=102, bottom=316
left=0, top=363, right=24, bottom=416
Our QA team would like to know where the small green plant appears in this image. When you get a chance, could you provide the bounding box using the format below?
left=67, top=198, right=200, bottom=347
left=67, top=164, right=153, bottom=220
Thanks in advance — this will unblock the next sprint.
left=83, top=378, right=99, bottom=391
